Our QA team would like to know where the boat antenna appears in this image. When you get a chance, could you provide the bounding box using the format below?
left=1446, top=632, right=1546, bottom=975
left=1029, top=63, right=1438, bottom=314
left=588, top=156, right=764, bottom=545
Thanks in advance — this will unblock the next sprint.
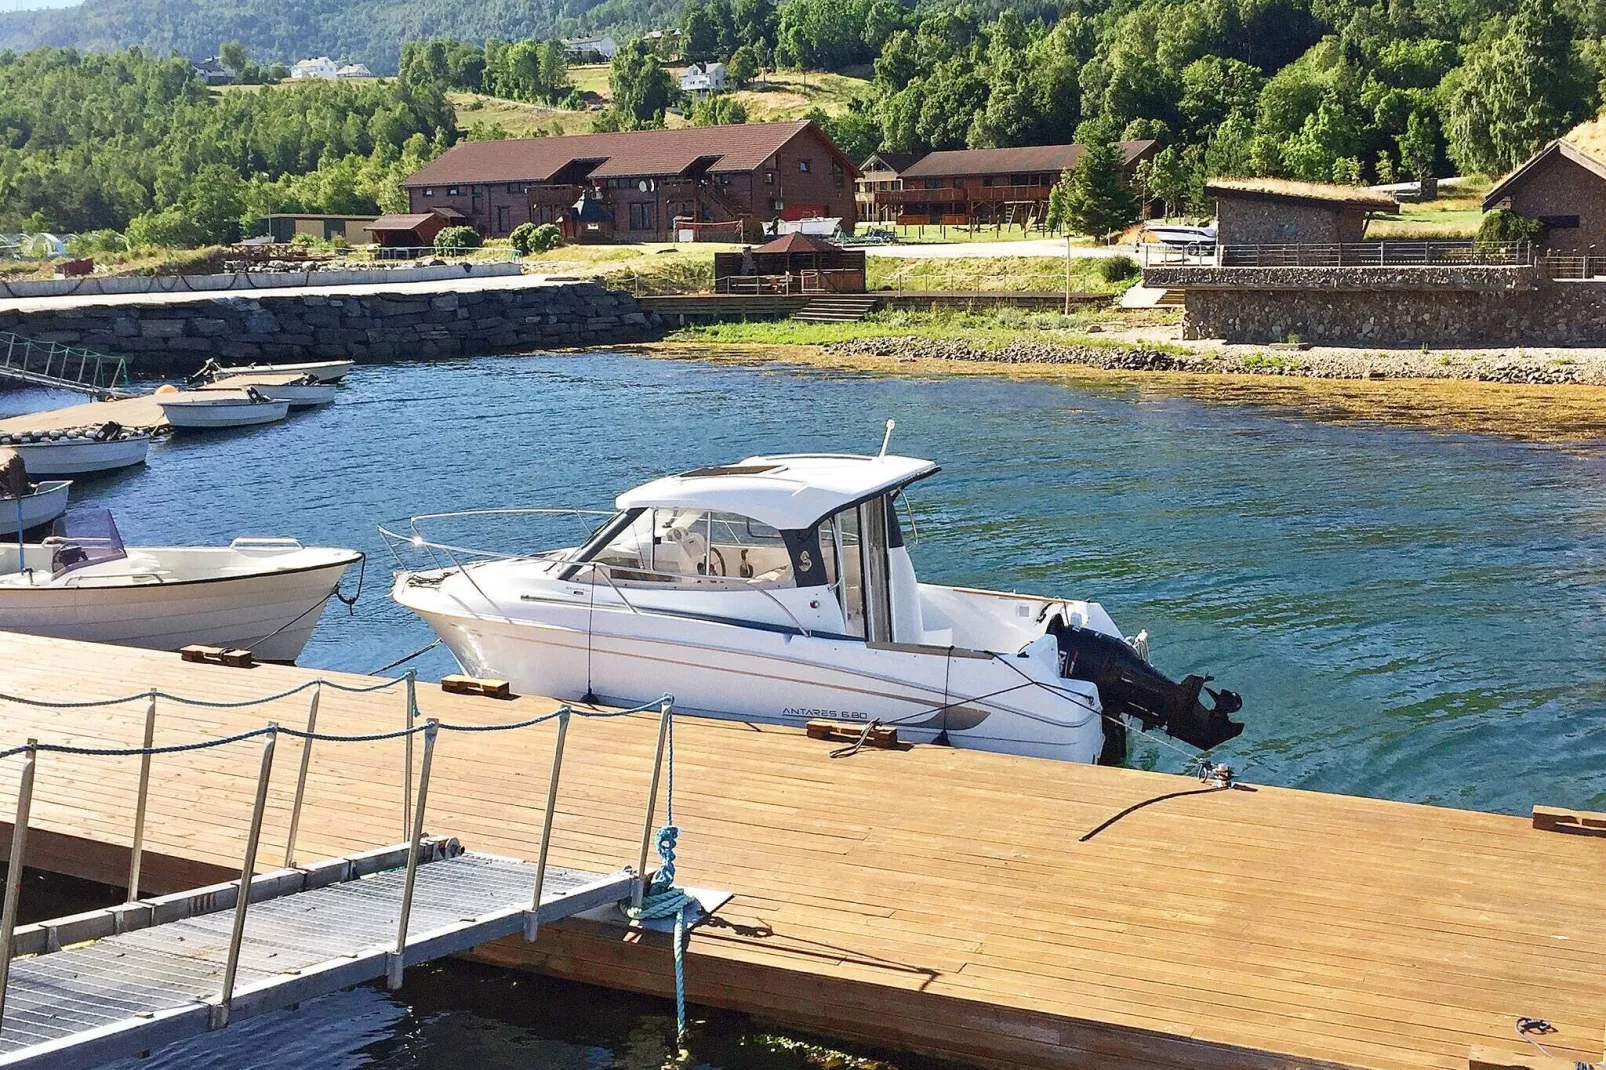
left=878, top=419, right=895, bottom=458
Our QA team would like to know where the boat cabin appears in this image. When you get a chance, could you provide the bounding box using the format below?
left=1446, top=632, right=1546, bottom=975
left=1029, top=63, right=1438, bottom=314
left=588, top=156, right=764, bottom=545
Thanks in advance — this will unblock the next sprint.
left=565, top=454, right=940, bottom=643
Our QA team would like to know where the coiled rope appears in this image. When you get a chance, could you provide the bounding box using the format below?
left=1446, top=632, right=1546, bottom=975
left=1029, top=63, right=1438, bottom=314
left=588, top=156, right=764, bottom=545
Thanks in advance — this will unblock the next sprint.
left=622, top=708, right=694, bottom=1055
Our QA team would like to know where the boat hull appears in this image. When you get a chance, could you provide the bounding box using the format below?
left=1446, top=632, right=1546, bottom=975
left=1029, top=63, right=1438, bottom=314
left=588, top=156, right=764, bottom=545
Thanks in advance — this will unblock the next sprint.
left=0, top=557, right=356, bottom=662
left=159, top=399, right=290, bottom=429
left=400, top=586, right=1105, bottom=762
left=7, top=437, right=150, bottom=476
left=0, top=482, right=69, bottom=535
left=214, top=360, right=354, bottom=384
left=258, top=383, right=337, bottom=408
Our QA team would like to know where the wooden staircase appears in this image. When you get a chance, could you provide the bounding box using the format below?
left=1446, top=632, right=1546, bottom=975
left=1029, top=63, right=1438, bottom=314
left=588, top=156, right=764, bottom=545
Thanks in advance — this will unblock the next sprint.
left=793, top=294, right=880, bottom=323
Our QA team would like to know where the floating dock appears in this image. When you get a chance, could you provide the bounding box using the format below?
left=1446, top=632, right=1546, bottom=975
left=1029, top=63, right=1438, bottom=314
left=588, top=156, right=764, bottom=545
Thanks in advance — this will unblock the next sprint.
left=0, top=632, right=1600, bottom=1070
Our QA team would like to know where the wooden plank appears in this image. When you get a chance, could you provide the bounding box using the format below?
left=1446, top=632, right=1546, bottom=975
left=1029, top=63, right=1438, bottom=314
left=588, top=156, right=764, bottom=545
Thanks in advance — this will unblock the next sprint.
left=1467, top=1046, right=1582, bottom=1070
left=440, top=673, right=512, bottom=699
left=1531, top=805, right=1606, bottom=837
left=0, top=632, right=1600, bottom=1070
left=804, top=719, right=898, bottom=747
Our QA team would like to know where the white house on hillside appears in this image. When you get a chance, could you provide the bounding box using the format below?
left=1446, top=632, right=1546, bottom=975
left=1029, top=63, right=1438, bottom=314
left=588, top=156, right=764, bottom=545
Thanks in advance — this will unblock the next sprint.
left=679, top=62, right=727, bottom=95
left=336, top=63, right=373, bottom=78
left=290, top=57, right=340, bottom=79
left=564, top=35, right=618, bottom=61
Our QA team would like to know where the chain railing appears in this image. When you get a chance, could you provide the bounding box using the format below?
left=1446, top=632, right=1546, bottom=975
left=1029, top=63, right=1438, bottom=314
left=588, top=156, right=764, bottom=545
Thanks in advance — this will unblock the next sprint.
left=0, top=674, right=678, bottom=1027
left=0, top=330, right=133, bottom=397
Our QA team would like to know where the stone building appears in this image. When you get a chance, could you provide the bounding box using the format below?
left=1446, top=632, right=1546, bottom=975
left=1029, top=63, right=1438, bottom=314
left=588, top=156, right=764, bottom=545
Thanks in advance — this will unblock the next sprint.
left=401, top=120, right=858, bottom=242
left=1482, top=118, right=1606, bottom=255
left=1206, top=179, right=1398, bottom=246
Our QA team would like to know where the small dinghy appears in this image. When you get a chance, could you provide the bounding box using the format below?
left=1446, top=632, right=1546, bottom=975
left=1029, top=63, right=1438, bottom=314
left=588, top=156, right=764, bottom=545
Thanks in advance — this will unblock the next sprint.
left=0, top=511, right=363, bottom=663
left=201, top=374, right=337, bottom=409
left=157, top=387, right=290, bottom=429
left=0, top=449, right=70, bottom=536
left=387, top=429, right=1244, bottom=764
left=0, top=422, right=152, bottom=476
left=191, top=359, right=354, bottom=385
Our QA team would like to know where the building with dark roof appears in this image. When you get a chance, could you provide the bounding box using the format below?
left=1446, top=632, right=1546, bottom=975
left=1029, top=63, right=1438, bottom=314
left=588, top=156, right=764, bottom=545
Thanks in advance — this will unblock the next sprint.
left=1483, top=119, right=1606, bottom=255
left=855, top=151, right=924, bottom=223
left=873, top=140, right=1158, bottom=228
left=400, top=120, right=860, bottom=243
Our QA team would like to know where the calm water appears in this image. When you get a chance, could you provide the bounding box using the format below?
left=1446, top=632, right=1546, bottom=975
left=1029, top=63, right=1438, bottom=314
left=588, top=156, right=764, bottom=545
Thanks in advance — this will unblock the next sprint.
left=3, top=351, right=1604, bottom=1067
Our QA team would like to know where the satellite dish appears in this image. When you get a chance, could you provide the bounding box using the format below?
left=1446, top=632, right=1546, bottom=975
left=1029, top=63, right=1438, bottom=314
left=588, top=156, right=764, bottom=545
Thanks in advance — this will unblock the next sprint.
left=638, top=179, right=650, bottom=193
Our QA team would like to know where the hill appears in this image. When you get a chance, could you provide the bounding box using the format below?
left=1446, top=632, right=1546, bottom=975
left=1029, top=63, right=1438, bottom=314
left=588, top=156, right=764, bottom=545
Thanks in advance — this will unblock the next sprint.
left=0, top=0, right=677, bottom=72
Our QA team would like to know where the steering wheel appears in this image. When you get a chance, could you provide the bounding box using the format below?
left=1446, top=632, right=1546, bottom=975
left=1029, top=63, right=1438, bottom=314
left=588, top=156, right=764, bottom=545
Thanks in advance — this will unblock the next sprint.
left=707, top=546, right=727, bottom=576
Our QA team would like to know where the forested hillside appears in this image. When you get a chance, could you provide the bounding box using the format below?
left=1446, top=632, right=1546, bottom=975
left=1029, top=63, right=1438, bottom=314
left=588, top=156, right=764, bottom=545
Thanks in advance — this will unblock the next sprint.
left=0, top=0, right=680, bottom=75
left=0, top=48, right=456, bottom=240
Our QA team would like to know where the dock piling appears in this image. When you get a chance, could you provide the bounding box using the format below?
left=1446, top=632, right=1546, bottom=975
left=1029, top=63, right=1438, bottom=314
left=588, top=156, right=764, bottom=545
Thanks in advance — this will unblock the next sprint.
left=125, top=691, right=157, bottom=901
left=215, top=726, right=276, bottom=1029
left=402, top=671, right=416, bottom=841
left=0, top=740, right=37, bottom=1030
left=282, top=685, right=319, bottom=869
left=388, top=719, right=438, bottom=991
left=633, top=700, right=673, bottom=909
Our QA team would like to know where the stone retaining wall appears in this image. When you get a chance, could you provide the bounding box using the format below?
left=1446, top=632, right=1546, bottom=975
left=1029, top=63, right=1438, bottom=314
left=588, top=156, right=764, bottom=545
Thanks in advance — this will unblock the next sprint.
left=1, top=281, right=650, bottom=371
left=1145, top=264, right=1606, bottom=345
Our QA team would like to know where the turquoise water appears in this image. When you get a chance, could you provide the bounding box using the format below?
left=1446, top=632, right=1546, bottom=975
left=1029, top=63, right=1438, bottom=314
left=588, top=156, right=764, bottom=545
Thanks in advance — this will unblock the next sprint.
left=3, top=351, right=1604, bottom=1067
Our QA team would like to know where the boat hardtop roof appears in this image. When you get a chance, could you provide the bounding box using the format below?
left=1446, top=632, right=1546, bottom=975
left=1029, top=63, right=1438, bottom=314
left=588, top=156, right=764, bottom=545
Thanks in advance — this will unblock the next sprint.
left=616, top=453, right=939, bottom=531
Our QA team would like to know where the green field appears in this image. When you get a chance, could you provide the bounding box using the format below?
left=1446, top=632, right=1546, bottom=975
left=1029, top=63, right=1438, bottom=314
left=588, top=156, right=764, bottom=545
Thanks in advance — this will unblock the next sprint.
left=1366, top=177, right=1492, bottom=239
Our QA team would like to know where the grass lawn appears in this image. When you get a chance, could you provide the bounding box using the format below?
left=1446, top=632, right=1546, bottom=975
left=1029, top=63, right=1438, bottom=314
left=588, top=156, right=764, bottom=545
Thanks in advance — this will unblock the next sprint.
left=1366, top=177, right=1492, bottom=239
left=450, top=91, right=596, bottom=138
left=726, top=70, right=871, bottom=121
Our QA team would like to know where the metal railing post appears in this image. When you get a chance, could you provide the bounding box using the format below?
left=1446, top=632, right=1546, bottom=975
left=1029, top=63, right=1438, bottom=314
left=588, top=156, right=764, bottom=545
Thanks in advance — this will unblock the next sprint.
left=387, top=719, right=438, bottom=991
left=632, top=700, right=673, bottom=910
left=126, top=692, right=157, bottom=901
left=524, top=709, right=570, bottom=941
left=215, top=726, right=276, bottom=1029
left=402, top=670, right=416, bottom=841
left=282, top=685, right=319, bottom=869
left=0, top=741, right=38, bottom=1030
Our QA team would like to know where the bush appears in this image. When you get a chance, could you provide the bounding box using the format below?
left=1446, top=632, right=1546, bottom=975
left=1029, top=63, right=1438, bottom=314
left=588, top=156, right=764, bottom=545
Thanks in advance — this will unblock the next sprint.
left=1475, top=209, right=1545, bottom=246
left=434, top=225, right=482, bottom=252
left=510, top=222, right=564, bottom=256
left=1097, top=254, right=1139, bottom=283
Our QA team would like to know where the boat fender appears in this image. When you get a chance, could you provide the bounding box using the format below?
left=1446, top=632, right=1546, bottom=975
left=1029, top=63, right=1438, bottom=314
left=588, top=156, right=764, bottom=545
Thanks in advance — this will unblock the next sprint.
left=46, top=430, right=61, bottom=440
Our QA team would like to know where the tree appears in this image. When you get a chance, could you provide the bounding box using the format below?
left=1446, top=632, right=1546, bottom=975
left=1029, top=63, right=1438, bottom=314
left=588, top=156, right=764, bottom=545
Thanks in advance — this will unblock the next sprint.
left=1061, top=125, right=1139, bottom=238
left=1146, top=145, right=1190, bottom=216
left=608, top=40, right=674, bottom=124
left=1397, top=109, right=1438, bottom=198
left=727, top=44, right=758, bottom=84
left=219, top=40, right=249, bottom=74
left=690, top=95, right=748, bottom=125
left=1442, top=0, right=1595, bottom=175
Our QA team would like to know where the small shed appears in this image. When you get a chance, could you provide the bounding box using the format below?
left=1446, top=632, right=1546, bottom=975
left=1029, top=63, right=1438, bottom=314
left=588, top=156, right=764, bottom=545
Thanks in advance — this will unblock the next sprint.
left=713, top=232, right=867, bottom=293
left=1483, top=118, right=1606, bottom=254
left=263, top=213, right=380, bottom=244
left=1207, top=179, right=1397, bottom=247
left=363, top=210, right=456, bottom=250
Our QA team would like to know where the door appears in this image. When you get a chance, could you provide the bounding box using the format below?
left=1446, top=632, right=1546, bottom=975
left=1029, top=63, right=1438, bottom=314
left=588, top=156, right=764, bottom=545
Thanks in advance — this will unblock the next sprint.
left=822, top=497, right=892, bottom=642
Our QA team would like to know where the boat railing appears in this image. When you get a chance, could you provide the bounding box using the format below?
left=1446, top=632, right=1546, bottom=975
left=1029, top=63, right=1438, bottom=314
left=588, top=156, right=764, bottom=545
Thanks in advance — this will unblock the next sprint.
left=382, top=508, right=817, bottom=637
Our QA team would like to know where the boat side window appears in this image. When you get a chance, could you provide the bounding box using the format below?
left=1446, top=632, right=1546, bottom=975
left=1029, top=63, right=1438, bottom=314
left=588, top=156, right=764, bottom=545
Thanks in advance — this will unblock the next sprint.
left=581, top=507, right=796, bottom=588
left=829, top=505, right=866, bottom=638
left=579, top=508, right=660, bottom=581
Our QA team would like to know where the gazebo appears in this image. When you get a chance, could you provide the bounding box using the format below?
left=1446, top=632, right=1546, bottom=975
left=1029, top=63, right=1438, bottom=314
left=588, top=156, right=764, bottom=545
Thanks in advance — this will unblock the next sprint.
left=713, top=233, right=866, bottom=293
left=562, top=195, right=614, bottom=243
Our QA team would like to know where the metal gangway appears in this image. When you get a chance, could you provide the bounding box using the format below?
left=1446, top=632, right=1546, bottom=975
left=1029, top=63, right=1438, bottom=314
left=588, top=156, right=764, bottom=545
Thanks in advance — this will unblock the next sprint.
left=0, top=332, right=133, bottom=398
left=0, top=677, right=694, bottom=1069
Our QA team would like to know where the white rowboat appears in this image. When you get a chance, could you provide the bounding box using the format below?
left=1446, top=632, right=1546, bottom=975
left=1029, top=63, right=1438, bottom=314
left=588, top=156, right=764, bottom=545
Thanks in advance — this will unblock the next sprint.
left=202, top=360, right=354, bottom=384
left=4, top=435, right=151, bottom=476
left=158, top=391, right=290, bottom=429
left=0, top=480, right=69, bottom=536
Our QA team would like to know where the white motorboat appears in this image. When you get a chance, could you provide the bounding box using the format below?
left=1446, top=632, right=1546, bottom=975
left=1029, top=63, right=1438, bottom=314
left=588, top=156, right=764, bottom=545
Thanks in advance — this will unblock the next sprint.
left=157, top=388, right=290, bottom=429
left=0, top=479, right=69, bottom=536
left=387, top=443, right=1243, bottom=763
left=0, top=423, right=152, bottom=476
left=201, top=376, right=337, bottom=409
left=193, top=359, right=355, bottom=385
left=1143, top=223, right=1217, bottom=252
left=0, top=511, right=363, bottom=662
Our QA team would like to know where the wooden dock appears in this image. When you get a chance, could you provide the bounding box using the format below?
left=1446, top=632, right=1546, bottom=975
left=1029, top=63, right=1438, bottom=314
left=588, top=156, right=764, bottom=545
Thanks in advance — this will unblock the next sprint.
left=0, top=631, right=1600, bottom=1070
left=0, top=378, right=291, bottom=435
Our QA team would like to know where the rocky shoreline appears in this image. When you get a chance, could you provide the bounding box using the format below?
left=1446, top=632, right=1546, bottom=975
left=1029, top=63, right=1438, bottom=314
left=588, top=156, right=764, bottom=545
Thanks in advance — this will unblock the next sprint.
left=818, top=335, right=1606, bottom=386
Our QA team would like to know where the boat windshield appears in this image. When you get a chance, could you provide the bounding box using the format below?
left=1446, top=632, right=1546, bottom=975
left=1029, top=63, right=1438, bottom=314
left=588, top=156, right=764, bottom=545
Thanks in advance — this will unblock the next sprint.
left=575, top=508, right=797, bottom=588
left=46, top=510, right=127, bottom=579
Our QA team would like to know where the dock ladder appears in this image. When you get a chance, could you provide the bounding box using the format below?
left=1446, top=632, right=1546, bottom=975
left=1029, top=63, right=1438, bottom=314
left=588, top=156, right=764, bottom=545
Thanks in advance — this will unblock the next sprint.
left=0, top=679, right=697, bottom=1069
left=0, top=332, right=133, bottom=398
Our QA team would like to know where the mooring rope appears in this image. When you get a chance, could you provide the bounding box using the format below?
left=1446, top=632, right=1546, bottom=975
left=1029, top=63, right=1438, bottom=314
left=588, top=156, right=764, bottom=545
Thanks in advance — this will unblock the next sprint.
left=622, top=708, right=694, bottom=1055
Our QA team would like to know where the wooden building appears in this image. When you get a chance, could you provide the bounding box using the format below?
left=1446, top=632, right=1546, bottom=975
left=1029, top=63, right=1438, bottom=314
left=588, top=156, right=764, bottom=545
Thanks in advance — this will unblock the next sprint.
left=361, top=208, right=465, bottom=250
left=1483, top=118, right=1606, bottom=255
left=877, top=140, right=1157, bottom=229
left=400, top=120, right=860, bottom=242
left=1206, top=179, right=1397, bottom=246
left=260, top=213, right=380, bottom=244
left=712, top=232, right=866, bottom=292
left=855, top=151, right=923, bottom=223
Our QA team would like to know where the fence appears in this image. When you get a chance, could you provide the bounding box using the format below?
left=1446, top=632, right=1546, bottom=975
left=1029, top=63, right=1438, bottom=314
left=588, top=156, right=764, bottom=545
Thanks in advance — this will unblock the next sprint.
left=0, top=673, right=679, bottom=1028
left=1140, top=240, right=1534, bottom=269
left=714, top=269, right=866, bottom=294
left=1539, top=254, right=1606, bottom=280
left=0, top=331, right=132, bottom=396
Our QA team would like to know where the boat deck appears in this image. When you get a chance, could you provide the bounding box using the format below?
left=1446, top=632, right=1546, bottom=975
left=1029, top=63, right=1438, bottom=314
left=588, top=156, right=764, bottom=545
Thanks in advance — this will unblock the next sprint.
left=0, top=632, right=1600, bottom=1070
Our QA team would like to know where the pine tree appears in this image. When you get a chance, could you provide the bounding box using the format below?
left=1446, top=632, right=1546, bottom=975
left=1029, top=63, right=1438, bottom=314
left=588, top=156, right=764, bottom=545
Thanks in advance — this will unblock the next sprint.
left=1063, top=128, right=1139, bottom=240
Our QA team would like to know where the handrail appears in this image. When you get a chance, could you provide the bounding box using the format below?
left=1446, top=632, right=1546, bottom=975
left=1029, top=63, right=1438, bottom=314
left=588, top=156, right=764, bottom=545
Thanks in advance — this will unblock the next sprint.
left=0, top=680, right=679, bottom=1025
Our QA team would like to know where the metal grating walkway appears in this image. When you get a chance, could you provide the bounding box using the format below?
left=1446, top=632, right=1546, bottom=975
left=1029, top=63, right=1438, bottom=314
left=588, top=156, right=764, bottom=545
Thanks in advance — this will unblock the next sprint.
left=0, top=842, right=634, bottom=1069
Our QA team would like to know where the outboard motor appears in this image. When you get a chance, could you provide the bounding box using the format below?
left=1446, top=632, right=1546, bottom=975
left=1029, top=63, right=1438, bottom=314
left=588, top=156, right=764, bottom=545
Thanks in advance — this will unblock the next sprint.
left=1047, top=619, right=1244, bottom=764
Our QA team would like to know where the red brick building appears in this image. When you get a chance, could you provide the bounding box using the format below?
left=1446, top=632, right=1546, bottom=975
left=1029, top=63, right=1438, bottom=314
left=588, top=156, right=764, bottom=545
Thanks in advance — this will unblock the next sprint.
left=400, top=120, right=860, bottom=243
left=877, top=140, right=1158, bottom=228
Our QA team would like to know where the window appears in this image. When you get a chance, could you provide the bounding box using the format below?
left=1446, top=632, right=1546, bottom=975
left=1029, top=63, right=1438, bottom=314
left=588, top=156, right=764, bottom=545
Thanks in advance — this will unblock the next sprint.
left=799, top=159, right=812, bottom=173
left=577, top=509, right=795, bottom=588
left=447, top=186, right=461, bottom=196
left=1010, top=173, right=1028, bottom=186
left=422, top=187, right=435, bottom=197
left=831, top=161, right=845, bottom=189
left=629, top=202, right=657, bottom=231
left=1539, top=215, right=1581, bottom=229
left=507, top=183, right=522, bottom=194
left=765, top=171, right=775, bottom=184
